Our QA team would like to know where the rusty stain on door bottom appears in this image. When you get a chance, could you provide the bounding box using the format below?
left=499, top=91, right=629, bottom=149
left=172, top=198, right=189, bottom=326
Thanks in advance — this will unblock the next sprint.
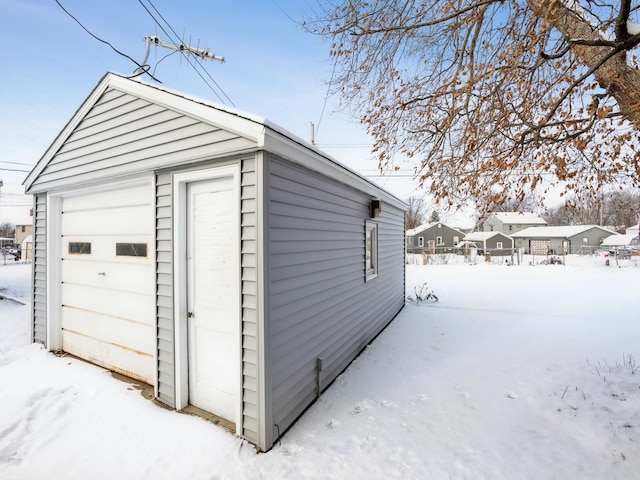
left=181, top=405, right=235, bottom=433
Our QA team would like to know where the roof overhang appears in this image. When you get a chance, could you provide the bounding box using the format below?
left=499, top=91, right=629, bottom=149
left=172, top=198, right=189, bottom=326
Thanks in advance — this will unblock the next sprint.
left=23, top=73, right=407, bottom=210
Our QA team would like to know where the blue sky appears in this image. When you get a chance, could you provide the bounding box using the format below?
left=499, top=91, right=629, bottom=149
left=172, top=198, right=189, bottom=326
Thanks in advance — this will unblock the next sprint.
left=0, top=0, right=421, bottom=224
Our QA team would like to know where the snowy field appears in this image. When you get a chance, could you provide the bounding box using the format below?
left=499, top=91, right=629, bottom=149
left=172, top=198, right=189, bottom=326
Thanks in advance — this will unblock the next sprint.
left=1, top=256, right=639, bottom=479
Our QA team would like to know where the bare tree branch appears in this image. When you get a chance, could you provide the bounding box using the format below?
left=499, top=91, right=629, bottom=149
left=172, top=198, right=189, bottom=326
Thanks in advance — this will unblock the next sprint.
left=308, top=0, right=640, bottom=210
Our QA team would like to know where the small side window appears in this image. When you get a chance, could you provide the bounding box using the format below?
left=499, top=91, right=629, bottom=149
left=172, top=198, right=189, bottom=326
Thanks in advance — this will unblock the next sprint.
left=496, top=242, right=503, bottom=249
left=116, top=243, right=148, bottom=257
left=69, top=242, right=91, bottom=255
left=418, top=237, right=424, bottom=248
left=365, top=221, right=378, bottom=281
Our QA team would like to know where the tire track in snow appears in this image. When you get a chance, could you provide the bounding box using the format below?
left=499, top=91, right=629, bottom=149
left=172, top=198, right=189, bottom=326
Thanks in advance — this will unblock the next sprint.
left=0, top=386, right=78, bottom=466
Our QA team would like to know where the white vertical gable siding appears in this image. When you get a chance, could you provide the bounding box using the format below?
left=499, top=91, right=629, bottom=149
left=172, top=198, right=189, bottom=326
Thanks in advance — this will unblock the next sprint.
left=28, top=88, right=255, bottom=193
left=240, top=157, right=259, bottom=443
left=266, top=157, right=405, bottom=441
left=155, top=172, right=175, bottom=406
left=32, top=194, right=47, bottom=344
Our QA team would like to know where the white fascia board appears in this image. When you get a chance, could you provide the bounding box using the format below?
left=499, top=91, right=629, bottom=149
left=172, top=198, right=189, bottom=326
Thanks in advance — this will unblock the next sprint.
left=107, top=74, right=266, bottom=144
left=24, top=72, right=405, bottom=212
left=23, top=72, right=265, bottom=193
left=262, top=127, right=408, bottom=211
left=23, top=73, right=114, bottom=193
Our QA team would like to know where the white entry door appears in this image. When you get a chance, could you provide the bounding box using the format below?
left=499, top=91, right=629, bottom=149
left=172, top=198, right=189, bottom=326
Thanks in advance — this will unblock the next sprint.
left=186, top=175, right=239, bottom=421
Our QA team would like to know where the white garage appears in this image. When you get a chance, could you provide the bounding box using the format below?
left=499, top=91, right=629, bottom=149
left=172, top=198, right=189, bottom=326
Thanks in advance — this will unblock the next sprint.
left=58, top=182, right=155, bottom=383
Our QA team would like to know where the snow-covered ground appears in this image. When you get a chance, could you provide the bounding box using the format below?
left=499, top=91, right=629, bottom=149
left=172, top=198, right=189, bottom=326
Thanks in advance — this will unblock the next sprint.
left=1, top=256, right=639, bottom=479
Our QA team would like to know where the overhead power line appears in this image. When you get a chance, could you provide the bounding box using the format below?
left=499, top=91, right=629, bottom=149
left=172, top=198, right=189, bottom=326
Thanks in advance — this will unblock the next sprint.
left=54, top=0, right=161, bottom=83
left=0, top=160, right=34, bottom=166
left=137, top=0, right=235, bottom=106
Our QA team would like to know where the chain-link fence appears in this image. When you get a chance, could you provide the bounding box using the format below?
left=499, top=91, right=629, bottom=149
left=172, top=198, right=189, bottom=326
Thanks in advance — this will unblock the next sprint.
left=407, top=247, right=640, bottom=266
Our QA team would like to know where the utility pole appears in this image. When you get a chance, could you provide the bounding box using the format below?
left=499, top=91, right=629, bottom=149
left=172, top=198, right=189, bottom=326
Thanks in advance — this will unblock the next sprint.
left=136, top=35, right=225, bottom=76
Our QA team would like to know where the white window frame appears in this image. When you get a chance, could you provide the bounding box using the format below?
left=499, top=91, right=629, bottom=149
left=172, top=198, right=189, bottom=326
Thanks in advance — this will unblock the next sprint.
left=496, top=241, right=503, bottom=249
left=453, top=236, right=459, bottom=246
left=418, top=237, right=424, bottom=248
left=436, top=236, right=443, bottom=246
left=365, top=221, right=378, bottom=281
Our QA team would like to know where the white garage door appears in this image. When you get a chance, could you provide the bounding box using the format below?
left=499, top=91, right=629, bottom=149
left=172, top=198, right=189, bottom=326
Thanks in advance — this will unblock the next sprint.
left=60, top=183, right=155, bottom=384
left=530, top=239, right=551, bottom=255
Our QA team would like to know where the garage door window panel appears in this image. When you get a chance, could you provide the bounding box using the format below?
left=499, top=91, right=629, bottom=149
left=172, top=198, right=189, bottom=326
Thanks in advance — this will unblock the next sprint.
left=69, top=242, right=92, bottom=255
left=116, top=243, right=148, bottom=257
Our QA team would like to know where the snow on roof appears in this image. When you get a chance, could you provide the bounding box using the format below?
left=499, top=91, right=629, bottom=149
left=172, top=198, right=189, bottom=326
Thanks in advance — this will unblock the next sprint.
left=463, top=231, right=509, bottom=241
left=489, top=212, right=547, bottom=225
left=601, top=234, right=638, bottom=246
left=13, top=218, right=33, bottom=226
left=406, top=224, right=432, bottom=236
left=510, top=225, right=616, bottom=238
left=406, top=222, right=464, bottom=236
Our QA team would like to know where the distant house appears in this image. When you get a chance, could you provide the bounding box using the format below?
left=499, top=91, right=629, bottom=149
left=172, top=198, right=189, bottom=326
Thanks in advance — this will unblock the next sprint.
left=626, top=225, right=639, bottom=237
left=14, top=221, right=33, bottom=246
left=15, top=214, right=34, bottom=259
left=511, top=225, right=617, bottom=254
left=406, top=222, right=466, bottom=253
left=482, top=212, right=547, bottom=235
left=463, top=231, right=514, bottom=252
left=601, top=234, right=640, bottom=249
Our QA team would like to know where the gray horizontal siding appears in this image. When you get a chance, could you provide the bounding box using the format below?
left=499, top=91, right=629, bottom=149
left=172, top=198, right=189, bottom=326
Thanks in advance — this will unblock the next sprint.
left=32, top=195, right=47, bottom=344
left=266, top=156, right=405, bottom=444
left=155, top=172, right=174, bottom=406
left=29, top=88, right=255, bottom=193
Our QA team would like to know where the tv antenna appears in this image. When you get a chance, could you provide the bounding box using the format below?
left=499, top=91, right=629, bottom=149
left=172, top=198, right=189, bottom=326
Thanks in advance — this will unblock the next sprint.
left=135, top=35, right=225, bottom=76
